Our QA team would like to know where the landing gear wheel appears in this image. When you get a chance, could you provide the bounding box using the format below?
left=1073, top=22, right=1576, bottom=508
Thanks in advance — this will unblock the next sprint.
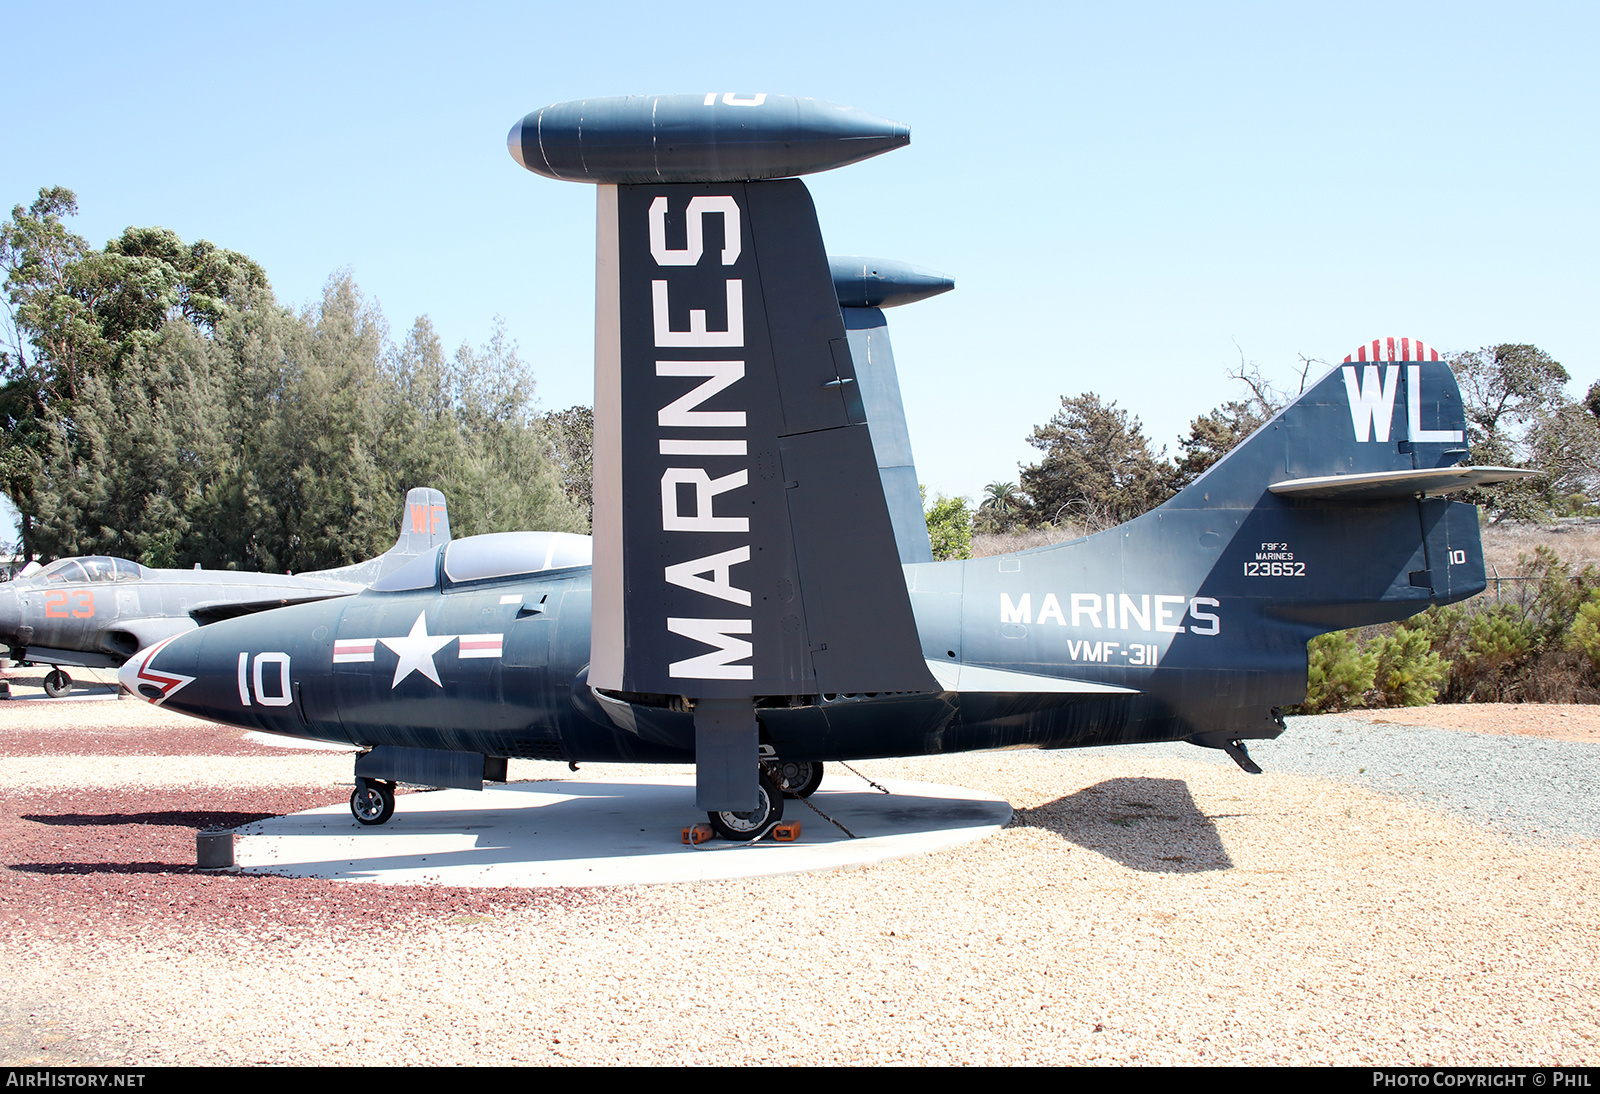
left=350, top=780, right=396, bottom=826
left=42, top=669, right=72, bottom=699
left=707, top=771, right=784, bottom=840
left=772, top=760, right=823, bottom=799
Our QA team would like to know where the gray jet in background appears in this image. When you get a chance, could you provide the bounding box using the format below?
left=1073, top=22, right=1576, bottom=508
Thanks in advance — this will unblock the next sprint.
left=0, top=487, right=449, bottom=696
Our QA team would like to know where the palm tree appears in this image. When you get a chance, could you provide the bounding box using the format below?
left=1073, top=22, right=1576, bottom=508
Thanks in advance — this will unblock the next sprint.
left=979, top=481, right=1026, bottom=532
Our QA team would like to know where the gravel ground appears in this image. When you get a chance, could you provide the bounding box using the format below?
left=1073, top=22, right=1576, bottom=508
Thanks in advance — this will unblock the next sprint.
left=0, top=696, right=1596, bottom=1066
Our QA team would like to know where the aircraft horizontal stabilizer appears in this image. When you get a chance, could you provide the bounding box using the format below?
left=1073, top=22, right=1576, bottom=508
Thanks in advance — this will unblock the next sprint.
left=1269, top=465, right=1539, bottom=500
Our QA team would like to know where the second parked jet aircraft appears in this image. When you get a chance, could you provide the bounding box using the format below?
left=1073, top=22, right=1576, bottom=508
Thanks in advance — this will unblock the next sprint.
left=2, top=488, right=449, bottom=696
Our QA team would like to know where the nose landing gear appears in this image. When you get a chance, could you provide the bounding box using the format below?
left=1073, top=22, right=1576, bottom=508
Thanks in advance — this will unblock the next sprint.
left=350, top=778, right=397, bottom=826
left=42, top=669, right=72, bottom=699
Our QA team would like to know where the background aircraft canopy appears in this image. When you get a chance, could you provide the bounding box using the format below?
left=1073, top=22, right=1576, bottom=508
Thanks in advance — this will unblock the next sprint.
left=370, top=531, right=594, bottom=593
left=35, top=557, right=145, bottom=584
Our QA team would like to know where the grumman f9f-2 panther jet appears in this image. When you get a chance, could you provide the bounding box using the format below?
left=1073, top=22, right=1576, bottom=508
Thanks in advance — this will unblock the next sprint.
left=120, top=94, right=1531, bottom=837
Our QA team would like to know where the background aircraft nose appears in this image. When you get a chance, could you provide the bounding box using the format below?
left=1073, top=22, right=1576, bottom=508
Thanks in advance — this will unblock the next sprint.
left=0, top=584, right=20, bottom=645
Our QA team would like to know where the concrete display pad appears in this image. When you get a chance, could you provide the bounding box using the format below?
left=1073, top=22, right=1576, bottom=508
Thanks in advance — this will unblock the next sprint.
left=232, top=775, right=1012, bottom=888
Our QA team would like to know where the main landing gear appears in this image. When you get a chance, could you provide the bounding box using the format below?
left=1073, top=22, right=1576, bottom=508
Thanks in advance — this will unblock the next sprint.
left=771, top=760, right=824, bottom=799
left=706, top=769, right=784, bottom=840
left=350, top=778, right=396, bottom=826
left=42, top=669, right=72, bottom=699
left=703, top=762, right=825, bottom=840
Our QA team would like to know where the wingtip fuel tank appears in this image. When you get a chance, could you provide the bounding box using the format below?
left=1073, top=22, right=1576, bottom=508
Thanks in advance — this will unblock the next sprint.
left=829, top=256, right=955, bottom=309
left=507, top=93, right=910, bottom=184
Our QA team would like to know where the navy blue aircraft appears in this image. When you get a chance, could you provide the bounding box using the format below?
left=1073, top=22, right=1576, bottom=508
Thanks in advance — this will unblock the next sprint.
left=122, top=95, right=1531, bottom=837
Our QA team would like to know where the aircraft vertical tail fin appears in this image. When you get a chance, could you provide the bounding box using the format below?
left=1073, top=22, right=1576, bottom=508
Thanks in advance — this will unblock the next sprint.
left=309, top=487, right=452, bottom=586
left=389, top=486, right=452, bottom=558
left=1169, top=337, right=1536, bottom=629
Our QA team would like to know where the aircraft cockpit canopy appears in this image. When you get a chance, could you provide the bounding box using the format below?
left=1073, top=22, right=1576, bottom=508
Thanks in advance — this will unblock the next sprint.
left=35, top=556, right=145, bottom=584
left=371, top=531, right=593, bottom=592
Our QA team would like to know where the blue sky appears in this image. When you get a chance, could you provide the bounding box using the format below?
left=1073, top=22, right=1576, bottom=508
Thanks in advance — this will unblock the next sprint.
left=5, top=1, right=1596, bottom=543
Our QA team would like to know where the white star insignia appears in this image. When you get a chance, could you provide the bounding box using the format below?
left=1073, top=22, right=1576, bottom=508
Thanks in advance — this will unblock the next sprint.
left=378, top=611, right=457, bottom=688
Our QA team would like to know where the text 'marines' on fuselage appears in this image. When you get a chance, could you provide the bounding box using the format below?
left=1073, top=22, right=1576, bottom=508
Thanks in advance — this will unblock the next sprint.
left=121, top=94, right=1533, bottom=839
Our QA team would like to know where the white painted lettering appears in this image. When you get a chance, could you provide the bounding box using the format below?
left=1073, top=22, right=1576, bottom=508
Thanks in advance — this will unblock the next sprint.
left=1188, top=597, right=1221, bottom=636
left=1344, top=364, right=1398, bottom=442
left=665, top=547, right=752, bottom=606
left=659, top=439, right=747, bottom=455
left=648, top=195, right=741, bottom=267
left=1119, top=594, right=1151, bottom=632
left=667, top=618, right=754, bottom=680
left=661, top=469, right=749, bottom=532
left=1155, top=595, right=1188, bottom=634
left=656, top=361, right=746, bottom=428
left=652, top=280, right=744, bottom=348
left=1407, top=365, right=1466, bottom=443
left=252, top=652, right=293, bottom=707
left=1000, top=592, right=1031, bottom=625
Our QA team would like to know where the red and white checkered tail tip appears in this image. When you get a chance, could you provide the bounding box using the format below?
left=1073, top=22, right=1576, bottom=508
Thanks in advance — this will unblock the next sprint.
left=1344, top=337, right=1441, bottom=363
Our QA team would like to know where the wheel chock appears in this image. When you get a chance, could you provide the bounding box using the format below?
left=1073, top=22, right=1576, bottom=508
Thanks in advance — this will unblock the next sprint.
left=771, top=821, right=801, bottom=842
left=683, top=823, right=714, bottom=845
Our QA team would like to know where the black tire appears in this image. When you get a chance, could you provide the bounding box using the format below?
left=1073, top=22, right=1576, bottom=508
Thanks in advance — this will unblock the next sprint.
left=772, top=760, right=823, bottom=799
left=42, top=669, right=72, bottom=699
left=350, top=780, right=396, bottom=826
left=707, top=771, right=784, bottom=840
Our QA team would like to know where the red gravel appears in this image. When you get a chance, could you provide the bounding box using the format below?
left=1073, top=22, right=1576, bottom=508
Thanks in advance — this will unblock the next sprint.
left=0, top=724, right=290, bottom=756
left=0, top=780, right=595, bottom=940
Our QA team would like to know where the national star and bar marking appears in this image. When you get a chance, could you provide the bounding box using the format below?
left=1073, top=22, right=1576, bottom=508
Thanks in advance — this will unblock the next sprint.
left=332, top=611, right=504, bottom=688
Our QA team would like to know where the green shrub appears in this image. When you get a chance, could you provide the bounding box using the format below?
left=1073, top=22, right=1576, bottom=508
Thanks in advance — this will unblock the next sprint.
left=1301, top=630, right=1377, bottom=713
left=1369, top=625, right=1449, bottom=706
left=1566, top=592, right=1600, bottom=668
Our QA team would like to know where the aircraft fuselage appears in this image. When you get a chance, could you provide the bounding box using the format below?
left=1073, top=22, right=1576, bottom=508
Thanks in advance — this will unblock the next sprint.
left=125, top=477, right=1485, bottom=768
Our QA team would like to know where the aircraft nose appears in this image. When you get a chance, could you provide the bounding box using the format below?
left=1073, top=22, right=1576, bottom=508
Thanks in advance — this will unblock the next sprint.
left=118, top=637, right=189, bottom=703
left=118, top=644, right=156, bottom=700
left=0, top=584, right=19, bottom=643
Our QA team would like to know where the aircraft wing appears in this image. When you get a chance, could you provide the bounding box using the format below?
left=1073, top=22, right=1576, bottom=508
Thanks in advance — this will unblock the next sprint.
left=188, top=592, right=353, bottom=627
left=1268, top=465, right=1539, bottom=500
left=925, top=659, right=1139, bottom=694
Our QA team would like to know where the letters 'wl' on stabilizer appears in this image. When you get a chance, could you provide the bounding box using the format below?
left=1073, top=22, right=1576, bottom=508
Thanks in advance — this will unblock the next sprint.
left=120, top=95, right=1533, bottom=839
left=0, top=487, right=450, bottom=698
